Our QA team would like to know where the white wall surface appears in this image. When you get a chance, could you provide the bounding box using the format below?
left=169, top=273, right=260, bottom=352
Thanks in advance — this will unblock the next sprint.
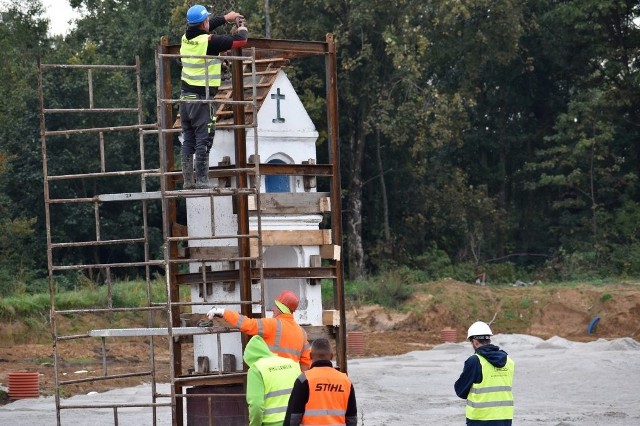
left=187, top=70, right=324, bottom=368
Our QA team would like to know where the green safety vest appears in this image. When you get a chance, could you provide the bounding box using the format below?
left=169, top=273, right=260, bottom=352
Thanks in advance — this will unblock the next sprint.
left=180, top=34, right=221, bottom=88
left=466, top=354, right=515, bottom=421
left=254, top=356, right=300, bottom=424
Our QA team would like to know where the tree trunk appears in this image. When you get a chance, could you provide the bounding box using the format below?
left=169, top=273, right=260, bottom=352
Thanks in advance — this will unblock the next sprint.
left=375, top=129, right=390, bottom=242
left=589, top=124, right=599, bottom=265
left=346, top=129, right=366, bottom=280
left=264, top=0, right=271, bottom=38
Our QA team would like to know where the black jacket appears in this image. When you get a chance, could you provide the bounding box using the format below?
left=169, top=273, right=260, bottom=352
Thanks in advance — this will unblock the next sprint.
left=284, top=360, right=358, bottom=426
left=180, top=16, right=248, bottom=95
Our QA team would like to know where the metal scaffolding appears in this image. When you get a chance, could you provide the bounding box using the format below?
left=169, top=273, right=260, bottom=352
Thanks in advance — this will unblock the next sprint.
left=39, top=34, right=344, bottom=426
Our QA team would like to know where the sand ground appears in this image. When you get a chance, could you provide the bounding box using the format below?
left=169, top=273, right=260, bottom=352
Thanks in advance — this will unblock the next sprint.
left=1, top=334, right=639, bottom=425
left=349, top=334, right=640, bottom=425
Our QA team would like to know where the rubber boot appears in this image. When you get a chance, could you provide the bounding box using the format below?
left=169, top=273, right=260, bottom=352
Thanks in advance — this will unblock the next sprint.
left=181, top=156, right=195, bottom=190
left=195, top=155, right=212, bottom=189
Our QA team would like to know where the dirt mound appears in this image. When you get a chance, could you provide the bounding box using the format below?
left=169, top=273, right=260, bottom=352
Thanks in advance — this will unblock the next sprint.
left=345, top=280, right=640, bottom=354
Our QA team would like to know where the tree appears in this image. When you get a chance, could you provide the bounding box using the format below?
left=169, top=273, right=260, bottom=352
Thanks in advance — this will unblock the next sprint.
left=526, top=0, right=640, bottom=271
left=0, top=0, right=48, bottom=292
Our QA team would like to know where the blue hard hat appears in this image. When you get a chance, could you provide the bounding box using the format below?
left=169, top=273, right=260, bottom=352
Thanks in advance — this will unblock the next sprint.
left=186, top=5, right=210, bottom=25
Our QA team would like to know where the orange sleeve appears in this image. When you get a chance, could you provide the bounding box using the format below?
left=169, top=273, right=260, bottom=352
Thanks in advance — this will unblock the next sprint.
left=222, top=309, right=276, bottom=337
left=299, top=329, right=312, bottom=370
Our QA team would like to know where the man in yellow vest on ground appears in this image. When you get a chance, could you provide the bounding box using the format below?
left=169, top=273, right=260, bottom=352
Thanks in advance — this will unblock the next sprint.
left=455, top=321, right=515, bottom=426
left=179, top=4, right=248, bottom=189
left=283, top=338, right=357, bottom=426
left=244, top=335, right=301, bottom=426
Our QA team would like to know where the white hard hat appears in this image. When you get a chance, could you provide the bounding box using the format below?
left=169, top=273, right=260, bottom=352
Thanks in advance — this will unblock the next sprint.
left=467, top=321, right=493, bottom=339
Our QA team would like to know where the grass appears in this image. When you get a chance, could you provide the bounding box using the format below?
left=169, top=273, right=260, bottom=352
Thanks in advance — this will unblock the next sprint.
left=3, top=270, right=637, bottom=329
left=519, top=298, right=534, bottom=309
left=35, top=357, right=54, bottom=365
left=0, top=279, right=170, bottom=321
left=336, top=267, right=418, bottom=309
left=600, top=293, right=613, bottom=302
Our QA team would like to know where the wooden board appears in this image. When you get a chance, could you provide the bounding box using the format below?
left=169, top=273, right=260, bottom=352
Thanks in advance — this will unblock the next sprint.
left=303, top=325, right=332, bottom=342
left=188, top=246, right=239, bottom=260
left=322, top=310, right=340, bottom=326
left=250, top=229, right=332, bottom=256
left=320, top=244, right=341, bottom=261
left=248, top=192, right=331, bottom=214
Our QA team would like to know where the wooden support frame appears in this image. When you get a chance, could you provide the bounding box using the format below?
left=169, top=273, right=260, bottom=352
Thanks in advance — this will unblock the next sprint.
left=248, top=192, right=331, bottom=214
left=249, top=230, right=332, bottom=257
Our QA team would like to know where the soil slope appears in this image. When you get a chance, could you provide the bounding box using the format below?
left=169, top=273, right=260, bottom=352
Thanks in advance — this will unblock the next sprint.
left=346, top=280, right=640, bottom=356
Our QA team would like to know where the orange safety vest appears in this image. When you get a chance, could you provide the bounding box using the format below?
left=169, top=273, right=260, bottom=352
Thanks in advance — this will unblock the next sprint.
left=223, top=310, right=312, bottom=368
left=301, top=366, right=351, bottom=425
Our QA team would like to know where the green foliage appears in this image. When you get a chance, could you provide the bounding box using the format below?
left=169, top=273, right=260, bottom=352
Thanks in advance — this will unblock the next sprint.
left=111, top=279, right=168, bottom=305
left=448, top=262, right=477, bottom=283
left=610, top=243, right=640, bottom=277
left=0, top=297, right=15, bottom=318
left=320, top=279, right=335, bottom=308
left=481, top=262, right=519, bottom=284
left=0, top=292, right=49, bottom=319
left=411, top=244, right=454, bottom=280
left=534, top=248, right=631, bottom=282
left=0, top=278, right=167, bottom=320
left=1, top=0, right=640, bottom=290
left=600, top=293, right=613, bottom=303
left=343, top=278, right=369, bottom=307
left=0, top=0, right=173, bottom=288
left=0, top=0, right=46, bottom=293
left=519, top=298, right=534, bottom=309
left=35, top=356, right=53, bottom=365
left=344, top=267, right=419, bottom=309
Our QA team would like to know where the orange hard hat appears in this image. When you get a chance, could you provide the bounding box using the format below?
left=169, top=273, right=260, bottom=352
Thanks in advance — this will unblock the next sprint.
left=275, top=290, right=299, bottom=313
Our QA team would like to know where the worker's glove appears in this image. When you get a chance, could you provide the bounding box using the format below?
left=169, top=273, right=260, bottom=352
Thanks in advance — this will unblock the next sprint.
left=225, top=11, right=243, bottom=23
left=206, top=307, right=225, bottom=319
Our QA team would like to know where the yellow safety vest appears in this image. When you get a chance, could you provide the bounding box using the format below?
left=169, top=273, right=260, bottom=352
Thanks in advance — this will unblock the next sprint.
left=466, top=354, right=515, bottom=421
left=180, top=34, right=221, bottom=88
left=254, top=355, right=300, bottom=424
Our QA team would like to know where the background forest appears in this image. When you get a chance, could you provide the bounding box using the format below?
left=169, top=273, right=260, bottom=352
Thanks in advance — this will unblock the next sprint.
left=1, top=0, right=639, bottom=296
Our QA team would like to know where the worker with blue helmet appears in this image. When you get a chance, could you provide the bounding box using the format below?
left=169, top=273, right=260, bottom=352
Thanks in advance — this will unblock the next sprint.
left=179, top=5, right=248, bottom=189
left=186, top=4, right=211, bottom=25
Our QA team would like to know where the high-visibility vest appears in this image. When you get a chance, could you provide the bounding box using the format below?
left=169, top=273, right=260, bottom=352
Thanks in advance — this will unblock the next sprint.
left=253, top=356, right=300, bottom=424
left=301, top=366, right=351, bottom=425
left=180, top=34, right=221, bottom=88
left=466, top=354, right=515, bottom=421
left=224, top=310, right=311, bottom=368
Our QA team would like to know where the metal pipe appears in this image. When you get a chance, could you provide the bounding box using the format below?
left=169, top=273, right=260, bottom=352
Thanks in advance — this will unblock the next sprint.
left=38, top=56, right=62, bottom=426
left=40, top=63, right=137, bottom=70
left=51, top=260, right=164, bottom=271
left=324, top=33, right=347, bottom=372
left=60, top=402, right=172, bottom=409
left=88, top=68, right=94, bottom=108
left=54, top=306, right=165, bottom=315
left=59, top=371, right=153, bottom=385
left=46, top=169, right=160, bottom=180
left=51, top=238, right=146, bottom=248
left=44, top=108, right=139, bottom=113
left=45, top=123, right=156, bottom=136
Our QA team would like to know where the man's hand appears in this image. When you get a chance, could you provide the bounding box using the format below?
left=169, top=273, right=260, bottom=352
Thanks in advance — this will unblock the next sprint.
left=207, top=307, right=225, bottom=319
left=224, top=11, right=243, bottom=23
